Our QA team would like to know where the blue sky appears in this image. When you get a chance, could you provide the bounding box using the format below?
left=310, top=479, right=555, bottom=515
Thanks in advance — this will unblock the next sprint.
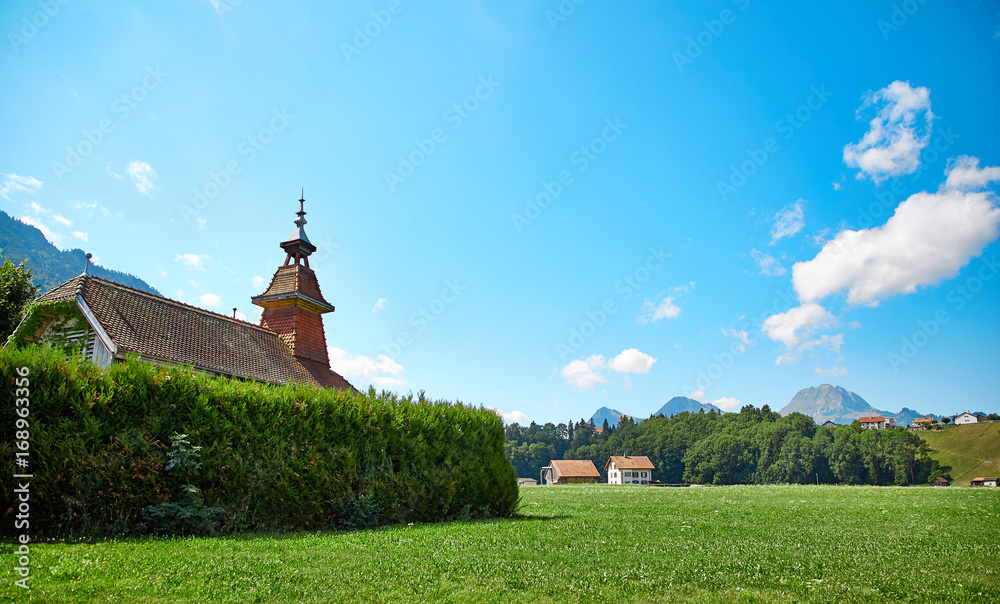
left=2, top=1, right=999, bottom=423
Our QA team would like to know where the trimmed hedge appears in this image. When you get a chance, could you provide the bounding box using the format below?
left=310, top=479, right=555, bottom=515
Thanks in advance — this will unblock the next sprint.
left=1, top=346, right=518, bottom=538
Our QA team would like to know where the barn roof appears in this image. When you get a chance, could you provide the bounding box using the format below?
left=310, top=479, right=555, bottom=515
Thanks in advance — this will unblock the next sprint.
left=549, top=460, right=601, bottom=478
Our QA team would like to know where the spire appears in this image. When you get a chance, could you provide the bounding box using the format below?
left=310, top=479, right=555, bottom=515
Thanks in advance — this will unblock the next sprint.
left=280, top=189, right=316, bottom=266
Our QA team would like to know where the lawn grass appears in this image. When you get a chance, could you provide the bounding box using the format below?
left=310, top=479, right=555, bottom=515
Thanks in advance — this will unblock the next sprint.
left=920, top=423, right=1000, bottom=485
left=3, top=485, right=999, bottom=603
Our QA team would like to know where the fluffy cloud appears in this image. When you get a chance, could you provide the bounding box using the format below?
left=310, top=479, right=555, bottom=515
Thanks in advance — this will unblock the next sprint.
left=776, top=333, right=843, bottom=365
left=18, top=214, right=61, bottom=247
left=791, top=186, right=1000, bottom=306
left=199, top=293, right=221, bottom=308
left=488, top=407, right=529, bottom=424
left=942, top=155, right=1000, bottom=192
left=607, top=348, right=657, bottom=374
left=843, top=81, right=933, bottom=182
left=0, top=173, right=42, bottom=200
left=251, top=275, right=268, bottom=289
left=711, top=397, right=742, bottom=412
left=561, top=355, right=606, bottom=390
left=762, top=302, right=834, bottom=349
left=75, top=201, right=112, bottom=217
left=175, top=253, right=206, bottom=270
left=371, top=297, right=388, bottom=313
left=770, top=199, right=805, bottom=244
left=751, top=248, right=786, bottom=276
left=562, top=349, right=657, bottom=389
left=51, top=213, right=71, bottom=226
left=73, top=231, right=88, bottom=241
left=328, top=346, right=407, bottom=389
left=126, top=160, right=159, bottom=196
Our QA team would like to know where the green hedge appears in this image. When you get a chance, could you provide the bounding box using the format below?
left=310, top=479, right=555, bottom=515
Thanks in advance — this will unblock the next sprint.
left=1, top=345, right=518, bottom=538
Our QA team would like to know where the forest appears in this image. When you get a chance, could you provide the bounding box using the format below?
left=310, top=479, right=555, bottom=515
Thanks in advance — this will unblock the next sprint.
left=504, top=406, right=948, bottom=486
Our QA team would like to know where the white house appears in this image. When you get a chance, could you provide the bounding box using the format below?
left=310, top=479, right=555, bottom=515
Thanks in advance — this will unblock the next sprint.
left=970, top=477, right=998, bottom=487
left=604, top=455, right=655, bottom=485
left=859, top=416, right=895, bottom=430
left=954, top=412, right=986, bottom=425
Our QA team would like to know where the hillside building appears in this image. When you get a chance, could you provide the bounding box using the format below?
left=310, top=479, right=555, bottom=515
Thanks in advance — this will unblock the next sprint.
left=605, top=455, right=655, bottom=484
left=970, top=477, right=998, bottom=487
left=954, top=412, right=986, bottom=425
left=859, top=416, right=895, bottom=430
left=12, top=193, right=354, bottom=391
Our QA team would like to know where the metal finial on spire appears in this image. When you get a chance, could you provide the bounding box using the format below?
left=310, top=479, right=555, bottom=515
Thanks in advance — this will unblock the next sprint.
left=83, top=252, right=92, bottom=276
left=295, top=188, right=307, bottom=226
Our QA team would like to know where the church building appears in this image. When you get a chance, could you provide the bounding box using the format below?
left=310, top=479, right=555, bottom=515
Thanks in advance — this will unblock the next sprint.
left=13, top=193, right=354, bottom=391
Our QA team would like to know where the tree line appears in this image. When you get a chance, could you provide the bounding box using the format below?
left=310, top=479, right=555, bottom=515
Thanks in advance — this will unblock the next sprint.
left=505, top=406, right=949, bottom=485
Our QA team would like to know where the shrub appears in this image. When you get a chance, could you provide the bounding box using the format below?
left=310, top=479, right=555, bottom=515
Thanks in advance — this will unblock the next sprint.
left=1, top=345, right=518, bottom=538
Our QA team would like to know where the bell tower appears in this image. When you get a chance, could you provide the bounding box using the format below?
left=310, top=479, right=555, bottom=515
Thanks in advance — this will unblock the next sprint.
left=252, top=190, right=336, bottom=370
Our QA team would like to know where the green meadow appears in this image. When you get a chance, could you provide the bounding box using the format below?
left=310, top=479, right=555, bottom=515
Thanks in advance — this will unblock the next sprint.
left=4, top=484, right=999, bottom=603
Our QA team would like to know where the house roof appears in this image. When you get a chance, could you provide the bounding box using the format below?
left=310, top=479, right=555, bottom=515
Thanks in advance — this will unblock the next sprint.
left=605, top=455, right=655, bottom=470
left=35, top=275, right=353, bottom=390
left=859, top=416, right=886, bottom=423
left=970, top=477, right=999, bottom=482
left=548, top=460, right=601, bottom=478
left=913, top=417, right=934, bottom=423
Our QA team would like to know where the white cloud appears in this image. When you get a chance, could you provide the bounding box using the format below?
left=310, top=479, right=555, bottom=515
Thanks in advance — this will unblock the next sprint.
left=762, top=302, right=834, bottom=349
left=792, top=186, right=1000, bottom=306
left=199, top=293, right=221, bottom=308
left=848, top=321, right=862, bottom=330
left=175, top=253, right=206, bottom=270
left=942, top=155, right=1000, bottom=192
left=234, top=310, right=247, bottom=321
left=720, top=327, right=753, bottom=353
left=27, top=201, right=46, bottom=214
left=638, top=282, right=694, bottom=324
left=689, top=387, right=706, bottom=402
left=75, top=201, right=111, bottom=217
left=126, top=160, right=159, bottom=196
left=711, top=397, right=742, bottom=412
left=488, top=407, right=529, bottom=424
left=73, top=231, right=88, bottom=241
left=770, top=200, right=805, bottom=244
left=608, top=348, right=657, bottom=374
left=52, top=213, right=71, bottom=226
left=561, top=355, right=606, bottom=390
left=777, top=333, right=844, bottom=365
left=328, top=346, right=407, bottom=389
left=252, top=275, right=268, bottom=289
left=0, top=173, right=43, bottom=200
left=105, top=162, right=123, bottom=180
left=843, top=81, right=933, bottom=183
left=751, top=248, right=786, bottom=276
left=815, top=366, right=848, bottom=378
left=638, top=297, right=681, bottom=323
left=372, top=297, right=388, bottom=313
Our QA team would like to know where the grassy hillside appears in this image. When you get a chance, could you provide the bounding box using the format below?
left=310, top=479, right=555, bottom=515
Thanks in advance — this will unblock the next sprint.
left=920, top=423, right=1000, bottom=485
left=7, top=485, right=999, bottom=603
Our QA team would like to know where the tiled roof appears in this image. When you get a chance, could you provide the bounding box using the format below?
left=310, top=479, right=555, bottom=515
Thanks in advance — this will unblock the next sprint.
left=606, top=455, right=655, bottom=470
left=971, top=477, right=999, bottom=481
left=37, top=275, right=353, bottom=390
left=859, top=416, right=886, bottom=423
left=549, top=460, right=601, bottom=478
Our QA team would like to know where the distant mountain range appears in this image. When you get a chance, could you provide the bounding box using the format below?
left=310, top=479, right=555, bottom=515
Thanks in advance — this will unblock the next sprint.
left=655, top=396, right=721, bottom=417
left=778, top=384, right=939, bottom=426
left=0, top=210, right=157, bottom=295
left=590, top=407, right=630, bottom=428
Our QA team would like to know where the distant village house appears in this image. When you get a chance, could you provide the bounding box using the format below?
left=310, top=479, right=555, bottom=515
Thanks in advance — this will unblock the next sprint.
left=954, top=412, right=987, bottom=425
left=11, top=194, right=354, bottom=392
left=605, top=455, right=655, bottom=485
left=969, top=477, right=998, bottom=487
left=911, top=417, right=935, bottom=429
left=859, top=415, right=895, bottom=430
left=540, top=460, right=601, bottom=485
left=517, top=478, right=538, bottom=487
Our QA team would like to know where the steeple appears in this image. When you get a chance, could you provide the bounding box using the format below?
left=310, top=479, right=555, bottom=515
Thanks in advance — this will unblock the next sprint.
left=252, top=191, right=338, bottom=380
left=280, top=188, right=317, bottom=267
